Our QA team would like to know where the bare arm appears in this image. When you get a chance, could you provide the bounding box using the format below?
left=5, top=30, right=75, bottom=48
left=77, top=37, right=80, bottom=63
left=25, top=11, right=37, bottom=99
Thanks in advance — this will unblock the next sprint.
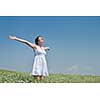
left=9, top=35, right=37, bottom=49
left=44, top=46, right=50, bottom=51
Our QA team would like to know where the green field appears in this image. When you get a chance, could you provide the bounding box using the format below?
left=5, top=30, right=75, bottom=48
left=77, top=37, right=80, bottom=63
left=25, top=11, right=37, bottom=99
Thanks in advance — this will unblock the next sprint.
left=0, top=69, right=100, bottom=83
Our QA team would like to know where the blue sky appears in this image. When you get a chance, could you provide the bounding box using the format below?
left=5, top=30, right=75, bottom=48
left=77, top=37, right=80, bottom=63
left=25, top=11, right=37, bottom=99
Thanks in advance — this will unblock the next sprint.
left=0, top=16, right=100, bottom=75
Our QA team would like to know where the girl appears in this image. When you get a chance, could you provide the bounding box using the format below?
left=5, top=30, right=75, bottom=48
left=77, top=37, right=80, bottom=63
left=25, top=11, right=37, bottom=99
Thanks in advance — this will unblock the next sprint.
left=9, top=35, right=50, bottom=81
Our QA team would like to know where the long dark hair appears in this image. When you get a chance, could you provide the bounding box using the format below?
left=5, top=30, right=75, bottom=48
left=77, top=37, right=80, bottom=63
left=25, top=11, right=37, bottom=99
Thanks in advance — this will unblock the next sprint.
left=35, top=36, right=42, bottom=45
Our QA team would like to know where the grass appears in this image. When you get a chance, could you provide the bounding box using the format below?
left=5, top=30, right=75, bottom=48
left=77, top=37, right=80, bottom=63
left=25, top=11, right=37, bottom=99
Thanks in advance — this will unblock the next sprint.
left=0, top=69, right=100, bottom=83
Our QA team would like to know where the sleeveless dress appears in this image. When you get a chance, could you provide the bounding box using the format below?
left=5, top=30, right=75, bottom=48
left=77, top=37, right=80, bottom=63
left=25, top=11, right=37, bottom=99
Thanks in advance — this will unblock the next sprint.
left=32, top=45, right=49, bottom=76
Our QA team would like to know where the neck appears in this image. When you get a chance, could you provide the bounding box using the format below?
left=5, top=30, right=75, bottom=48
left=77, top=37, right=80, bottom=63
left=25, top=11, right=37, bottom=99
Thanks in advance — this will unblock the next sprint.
left=38, top=44, right=42, bottom=47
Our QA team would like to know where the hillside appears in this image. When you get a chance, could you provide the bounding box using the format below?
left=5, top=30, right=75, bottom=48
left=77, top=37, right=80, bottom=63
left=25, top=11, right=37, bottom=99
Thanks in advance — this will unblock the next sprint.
left=0, top=70, right=100, bottom=83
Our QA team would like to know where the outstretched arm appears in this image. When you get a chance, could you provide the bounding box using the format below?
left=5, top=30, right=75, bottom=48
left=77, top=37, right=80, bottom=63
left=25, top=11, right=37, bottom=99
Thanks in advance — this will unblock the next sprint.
left=44, top=46, right=50, bottom=51
left=9, top=35, right=37, bottom=49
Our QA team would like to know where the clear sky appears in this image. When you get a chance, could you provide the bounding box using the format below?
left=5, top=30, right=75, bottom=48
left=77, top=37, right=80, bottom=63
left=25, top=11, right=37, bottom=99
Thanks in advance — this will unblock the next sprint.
left=0, top=16, right=100, bottom=75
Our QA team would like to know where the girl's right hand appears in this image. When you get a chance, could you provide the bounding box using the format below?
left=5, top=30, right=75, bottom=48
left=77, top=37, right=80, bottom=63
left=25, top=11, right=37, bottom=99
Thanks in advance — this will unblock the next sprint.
left=9, top=35, right=17, bottom=40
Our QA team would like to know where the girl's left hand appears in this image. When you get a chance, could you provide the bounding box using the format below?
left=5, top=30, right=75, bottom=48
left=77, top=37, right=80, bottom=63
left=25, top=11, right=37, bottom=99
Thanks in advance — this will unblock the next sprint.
left=9, top=35, right=17, bottom=40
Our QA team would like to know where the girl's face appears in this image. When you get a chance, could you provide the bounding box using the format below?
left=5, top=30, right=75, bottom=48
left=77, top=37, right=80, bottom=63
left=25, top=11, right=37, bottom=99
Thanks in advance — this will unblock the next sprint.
left=38, top=37, right=44, bottom=46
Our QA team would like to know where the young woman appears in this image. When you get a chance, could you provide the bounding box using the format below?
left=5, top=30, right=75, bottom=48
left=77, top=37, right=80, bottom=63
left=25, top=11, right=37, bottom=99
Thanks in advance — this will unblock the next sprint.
left=9, top=35, right=50, bottom=81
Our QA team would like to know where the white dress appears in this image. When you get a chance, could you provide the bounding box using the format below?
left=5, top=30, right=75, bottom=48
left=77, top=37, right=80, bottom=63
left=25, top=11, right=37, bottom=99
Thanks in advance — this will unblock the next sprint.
left=32, top=45, right=49, bottom=76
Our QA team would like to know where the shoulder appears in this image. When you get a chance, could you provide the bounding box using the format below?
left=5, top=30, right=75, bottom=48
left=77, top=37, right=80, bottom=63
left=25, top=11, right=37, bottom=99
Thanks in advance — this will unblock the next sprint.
left=33, top=45, right=39, bottom=50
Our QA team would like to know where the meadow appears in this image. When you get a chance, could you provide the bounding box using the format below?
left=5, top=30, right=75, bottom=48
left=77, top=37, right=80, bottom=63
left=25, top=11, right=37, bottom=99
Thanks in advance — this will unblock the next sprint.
left=0, top=70, right=100, bottom=83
